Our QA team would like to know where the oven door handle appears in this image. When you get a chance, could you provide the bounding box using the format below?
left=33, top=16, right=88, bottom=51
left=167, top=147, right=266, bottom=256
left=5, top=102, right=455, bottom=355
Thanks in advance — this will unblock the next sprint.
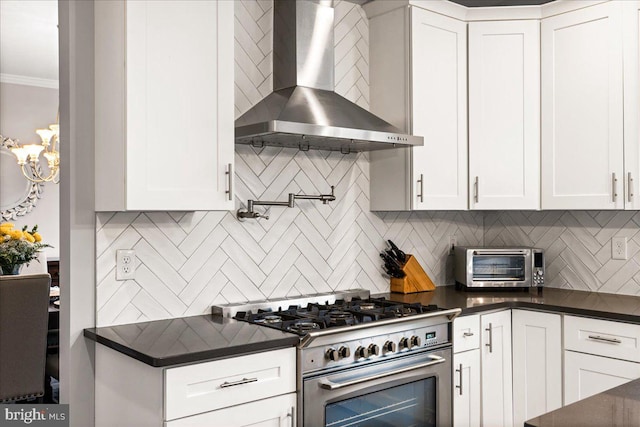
left=318, top=354, right=446, bottom=391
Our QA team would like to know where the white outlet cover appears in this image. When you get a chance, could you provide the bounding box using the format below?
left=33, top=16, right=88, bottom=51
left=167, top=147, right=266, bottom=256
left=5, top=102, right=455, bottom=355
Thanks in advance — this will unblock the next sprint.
left=116, top=249, right=136, bottom=280
left=612, top=237, right=628, bottom=260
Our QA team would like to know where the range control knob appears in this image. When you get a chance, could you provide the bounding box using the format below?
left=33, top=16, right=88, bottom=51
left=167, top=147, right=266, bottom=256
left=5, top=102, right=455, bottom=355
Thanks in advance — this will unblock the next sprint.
left=410, top=336, right=422, bottom=348
left=338, top=346, right=351, bottom=358
left=399, top=337, right=410, bottom=350
left=383, top=341, right=397, bottom=354
left=368, top=343, right=380, bottom=357
left=325, top=348, right=340, bottom=361
left=355, top=346, right=368, bottom=359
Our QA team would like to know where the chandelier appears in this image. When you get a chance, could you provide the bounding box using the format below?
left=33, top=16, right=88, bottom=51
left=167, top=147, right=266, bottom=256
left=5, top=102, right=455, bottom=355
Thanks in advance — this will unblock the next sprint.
left=0, top=118, right=60, bottom=184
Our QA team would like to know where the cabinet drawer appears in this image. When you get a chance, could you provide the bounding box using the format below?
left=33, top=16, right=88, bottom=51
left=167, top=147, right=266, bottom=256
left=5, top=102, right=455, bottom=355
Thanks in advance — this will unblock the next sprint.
left=453, top=315, right=480, bottom=353
left=564, top=315, right=640, bottom=362
left=164, top=348, right=296, bottom=421
left=164, top=392, right=296, bottom=427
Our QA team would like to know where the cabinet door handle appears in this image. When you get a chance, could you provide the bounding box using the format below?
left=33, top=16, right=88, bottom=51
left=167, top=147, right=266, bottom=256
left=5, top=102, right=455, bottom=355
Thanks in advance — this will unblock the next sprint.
left=474, top=176, right=479, bottom=203
left=588, top=335, right=622, bottom=344
left=613, top=172, right=618, bottom=203
left=226, top=163, right=233, bottom=201
left=219, top=377, right=258, bottom=388
left=455, top=363, right=463, bottom=396
left=417, top=173, right=424, bottom=203
left=485, top=322, right=493, bottom=353
left=463, top=332, right=474, bottom=337
left=629, top=172, right=634, bottom=203
left=286, top=405, right=295, bottom=427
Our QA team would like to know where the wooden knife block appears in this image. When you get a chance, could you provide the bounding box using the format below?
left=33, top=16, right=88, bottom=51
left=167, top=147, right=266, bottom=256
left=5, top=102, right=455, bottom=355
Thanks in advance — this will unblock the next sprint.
left=390, top=255, right=436, bottom=294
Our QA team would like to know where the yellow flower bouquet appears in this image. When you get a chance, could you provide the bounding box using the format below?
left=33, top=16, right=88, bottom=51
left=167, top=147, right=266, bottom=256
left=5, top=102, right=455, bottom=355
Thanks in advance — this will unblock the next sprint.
left=0, top=223, right=51, bottom=275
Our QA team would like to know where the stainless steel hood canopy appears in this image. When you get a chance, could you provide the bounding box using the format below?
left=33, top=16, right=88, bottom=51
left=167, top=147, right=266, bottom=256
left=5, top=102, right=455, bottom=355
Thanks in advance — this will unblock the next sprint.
left=235, top=0, right=423, bottom=153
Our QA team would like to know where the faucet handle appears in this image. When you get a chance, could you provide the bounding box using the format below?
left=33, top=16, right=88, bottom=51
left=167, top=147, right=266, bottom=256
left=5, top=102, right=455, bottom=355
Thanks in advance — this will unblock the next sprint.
left=255, top=212, right=269, bottom=220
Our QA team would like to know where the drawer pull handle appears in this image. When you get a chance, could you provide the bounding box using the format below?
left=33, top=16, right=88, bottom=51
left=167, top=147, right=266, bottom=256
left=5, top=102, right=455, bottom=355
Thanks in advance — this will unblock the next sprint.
left=463, top=332, right=474, bottom=337
left=220, top=377, right=258, bottom=388
left=588, top=335, right=622, bottom=344
left=485, top=323, right=493, bottom=353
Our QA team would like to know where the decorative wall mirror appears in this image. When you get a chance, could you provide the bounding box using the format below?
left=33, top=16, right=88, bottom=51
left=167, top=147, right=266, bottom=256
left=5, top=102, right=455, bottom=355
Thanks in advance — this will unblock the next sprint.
left=0, top=139, right=44, bottom=221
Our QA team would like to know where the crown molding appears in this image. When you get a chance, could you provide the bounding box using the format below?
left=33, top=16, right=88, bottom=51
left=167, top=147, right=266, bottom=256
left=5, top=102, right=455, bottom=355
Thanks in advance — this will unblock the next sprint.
left=0, top=73, right=59, bottom=89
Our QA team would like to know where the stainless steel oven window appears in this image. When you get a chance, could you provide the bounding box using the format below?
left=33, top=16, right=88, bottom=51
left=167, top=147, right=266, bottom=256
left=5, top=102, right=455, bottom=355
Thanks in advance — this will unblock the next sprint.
left=303, top=348, right=452, bottom=427
left=325, top=377, right=436, bottom=426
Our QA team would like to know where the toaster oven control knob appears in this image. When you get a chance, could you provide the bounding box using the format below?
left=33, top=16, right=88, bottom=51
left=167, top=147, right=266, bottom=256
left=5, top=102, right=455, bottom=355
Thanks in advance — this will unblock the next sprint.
left=383, top=341, right=397, bottom=354
left=399, top=337, right=410, bottom=350
left=355, top=346, right=368, bottom=359
left=325, top=348, right=340, bottom=361
left=368, top=343, right=380, bottom=357
left=410, top=336, right=422, bottom=348
left=338, top=346, right=351, bottom=358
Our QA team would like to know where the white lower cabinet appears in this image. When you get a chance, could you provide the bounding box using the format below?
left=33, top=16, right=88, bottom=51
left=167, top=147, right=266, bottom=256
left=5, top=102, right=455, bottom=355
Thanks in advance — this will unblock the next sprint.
left=481, top=310, right=513, bottom=427
left=453, top=315, right=481, bottom=427
left=564, top=351, right=640, bottom=405
left=563, top=315, right=640, bottom=405
left=164, top=393, right=296, bottom=427
left=512, top=310, right=562, bottom=427
left=95, top=346, right=297, bottom=427
left=453, top=349, right=481, bottom=427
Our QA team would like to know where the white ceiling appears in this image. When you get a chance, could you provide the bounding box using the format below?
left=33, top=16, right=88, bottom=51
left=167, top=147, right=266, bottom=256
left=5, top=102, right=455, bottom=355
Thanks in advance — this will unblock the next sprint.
left=0, top=0, right=58, bottom=88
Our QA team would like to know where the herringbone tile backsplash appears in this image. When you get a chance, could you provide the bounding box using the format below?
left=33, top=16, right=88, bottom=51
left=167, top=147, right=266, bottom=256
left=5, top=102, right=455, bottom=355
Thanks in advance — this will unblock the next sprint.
left=96, top=0, right=483, bottom=326
left=95, top=1, right=640, bottom=327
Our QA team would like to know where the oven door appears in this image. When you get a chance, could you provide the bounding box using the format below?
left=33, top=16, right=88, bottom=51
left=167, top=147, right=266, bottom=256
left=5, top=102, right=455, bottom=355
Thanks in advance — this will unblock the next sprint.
left=469, top=249, right=532, bottom=287
left=303, top=347, right=451, bottom=427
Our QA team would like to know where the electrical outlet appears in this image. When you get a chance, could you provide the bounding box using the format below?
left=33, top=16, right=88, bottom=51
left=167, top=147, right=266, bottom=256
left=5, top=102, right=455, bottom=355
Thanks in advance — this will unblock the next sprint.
left=116, top=249, right=136, bottom=280
left=449, top=235, right=457, bottom=254
left=612, top=237, right=628, bottom=260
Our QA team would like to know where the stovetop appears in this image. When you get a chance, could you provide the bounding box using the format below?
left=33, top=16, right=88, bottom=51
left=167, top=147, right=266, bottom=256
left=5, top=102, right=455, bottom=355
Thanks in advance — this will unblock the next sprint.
left=233, top=296, right=441, bottom=336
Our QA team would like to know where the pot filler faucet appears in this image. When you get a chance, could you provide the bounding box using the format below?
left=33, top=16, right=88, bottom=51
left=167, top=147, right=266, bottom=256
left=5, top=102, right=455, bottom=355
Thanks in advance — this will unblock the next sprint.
left=237, top=186, right=336, bottom=220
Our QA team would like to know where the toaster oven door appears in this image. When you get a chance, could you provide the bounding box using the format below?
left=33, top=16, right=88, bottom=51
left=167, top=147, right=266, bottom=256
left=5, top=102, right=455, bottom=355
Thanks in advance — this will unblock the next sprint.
left=470, top=250, right=532, bottom=287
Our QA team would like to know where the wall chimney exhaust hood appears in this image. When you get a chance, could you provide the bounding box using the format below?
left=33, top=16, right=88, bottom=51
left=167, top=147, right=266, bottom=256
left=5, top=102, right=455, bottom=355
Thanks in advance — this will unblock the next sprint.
left=235, top=0, right=423, bottom=153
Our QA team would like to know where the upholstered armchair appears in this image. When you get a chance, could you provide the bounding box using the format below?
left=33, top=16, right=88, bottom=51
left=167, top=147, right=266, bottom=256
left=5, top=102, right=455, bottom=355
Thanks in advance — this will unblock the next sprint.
left=0, top=273, right=51, bottom=402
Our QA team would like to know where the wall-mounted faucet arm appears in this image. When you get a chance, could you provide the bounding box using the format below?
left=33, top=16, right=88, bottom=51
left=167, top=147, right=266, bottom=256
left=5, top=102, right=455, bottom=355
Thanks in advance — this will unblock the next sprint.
left=237, top=187, right=336, bottom=220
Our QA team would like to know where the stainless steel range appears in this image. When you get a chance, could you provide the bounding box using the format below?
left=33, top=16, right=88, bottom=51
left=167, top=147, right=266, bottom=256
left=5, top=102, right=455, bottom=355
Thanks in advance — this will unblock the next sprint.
left=213, top=290, right=461, bottom=427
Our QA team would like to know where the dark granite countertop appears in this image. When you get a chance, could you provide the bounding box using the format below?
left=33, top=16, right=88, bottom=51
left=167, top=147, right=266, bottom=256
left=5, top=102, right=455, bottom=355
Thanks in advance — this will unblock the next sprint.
left=84, top=314, right=300, bottom=367
left=524, top=378, right=640, bottom=427
left=379, top=285, right=640, bottom=324
left=86, top=285, right=640, bottom=369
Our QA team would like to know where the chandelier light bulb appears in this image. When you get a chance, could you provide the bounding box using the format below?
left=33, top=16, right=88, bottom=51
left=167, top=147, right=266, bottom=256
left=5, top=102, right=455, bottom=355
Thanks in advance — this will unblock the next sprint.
left=10, top=147, right=29, bottom=165
left=36, top=128, right=55, bottom=146
left=23, top=144, right=45, bottom=161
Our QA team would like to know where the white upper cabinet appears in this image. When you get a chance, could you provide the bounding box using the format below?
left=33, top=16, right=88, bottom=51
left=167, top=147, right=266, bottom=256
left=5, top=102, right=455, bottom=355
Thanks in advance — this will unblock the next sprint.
left=624, top=1, right=640, bottom=209
left=95, top=0, right=235, bottom=211
left=541, top=2, right=624, bottom=209
left=369, top=6, right=467, bottom=211
left=468, top=20, right=540, bottom=210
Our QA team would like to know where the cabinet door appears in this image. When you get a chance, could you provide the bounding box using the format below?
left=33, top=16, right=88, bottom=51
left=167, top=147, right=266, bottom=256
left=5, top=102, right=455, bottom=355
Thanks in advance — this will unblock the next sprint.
left=564, top=351, right=640, bottom=405
left=453, top=349, right=481, bottom=427
left=468, top=20, right=540, bottom=210
left=512, top=310, right=562, bottom=427
left=411, top=8, right=468, bottom=210
left=165, top=392, right=296, bottom=427
left=541, top=2, right=624, bottom=209
left=96, top=1, right=234, bottom=211
left=481, top=310, right=513, bottom=427
left=624, top=1, right=640, bottom=209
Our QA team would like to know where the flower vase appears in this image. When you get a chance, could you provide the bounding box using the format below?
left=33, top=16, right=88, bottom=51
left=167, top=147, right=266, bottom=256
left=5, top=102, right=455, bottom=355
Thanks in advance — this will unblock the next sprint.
left=0, top=264, right=23, bottom=275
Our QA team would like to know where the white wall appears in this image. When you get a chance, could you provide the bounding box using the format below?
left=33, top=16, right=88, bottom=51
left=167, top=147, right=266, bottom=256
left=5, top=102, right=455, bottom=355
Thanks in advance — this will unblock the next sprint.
left=0, top=82, right=60, bottom=258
